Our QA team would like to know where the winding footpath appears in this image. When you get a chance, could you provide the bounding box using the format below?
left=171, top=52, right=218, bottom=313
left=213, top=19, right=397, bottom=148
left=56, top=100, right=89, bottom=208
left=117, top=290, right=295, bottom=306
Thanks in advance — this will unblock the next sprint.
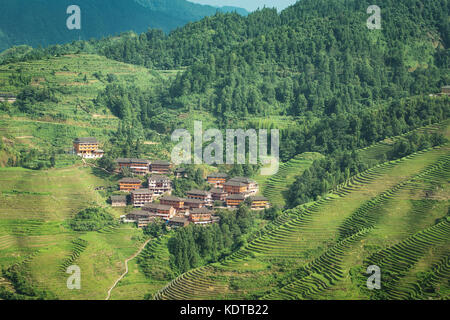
left=105, top=239, right=151, bottom=300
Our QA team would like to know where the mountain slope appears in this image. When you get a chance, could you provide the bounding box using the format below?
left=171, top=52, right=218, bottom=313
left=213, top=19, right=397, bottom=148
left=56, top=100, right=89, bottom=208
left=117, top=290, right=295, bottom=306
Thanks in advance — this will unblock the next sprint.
left=0, top=0, right=247, bottom=52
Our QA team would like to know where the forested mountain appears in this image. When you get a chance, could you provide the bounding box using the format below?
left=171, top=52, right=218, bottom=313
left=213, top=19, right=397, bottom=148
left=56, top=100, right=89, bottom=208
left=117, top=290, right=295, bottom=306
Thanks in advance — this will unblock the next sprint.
left=0, top=1, right=449, bottom=301
left=0, top=0, right=247, bottom=52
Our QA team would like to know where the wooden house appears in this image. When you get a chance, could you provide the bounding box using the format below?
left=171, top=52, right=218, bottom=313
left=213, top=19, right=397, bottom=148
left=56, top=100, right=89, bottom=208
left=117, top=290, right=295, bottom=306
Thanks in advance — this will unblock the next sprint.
left=189, top=207, right=214, bottom=225
left=142, top=203, right=175, bottom=220
left=131, top=189, right=154, bottom=207
left=110, top=195, right=127, bottom=207
left=206, top=173, right=228, bottom=188
left=226, top=194, right=245, bottom=208
left=148, top=175, right=172, bottom=196
left=249, top=196, right=270, bottom=210
left=118, top=178, right=142, bottom=192
left=150, top=160, right=171, bottom=174
left=159, top=195, right=185, bottom=210
left=73, top=137, right=104, bottom=159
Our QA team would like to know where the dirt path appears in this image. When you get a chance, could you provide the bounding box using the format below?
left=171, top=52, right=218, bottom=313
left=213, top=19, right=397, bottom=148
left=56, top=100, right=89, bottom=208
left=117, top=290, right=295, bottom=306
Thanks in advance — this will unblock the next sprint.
left=105, top=239, right=151, bottom=300
left=81, top=158, right=112, bottom=174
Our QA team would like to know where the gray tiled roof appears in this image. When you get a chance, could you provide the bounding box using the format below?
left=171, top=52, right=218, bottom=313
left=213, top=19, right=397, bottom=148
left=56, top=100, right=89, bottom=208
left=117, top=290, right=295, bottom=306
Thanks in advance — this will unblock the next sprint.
left=74, top=137, right=98, bottom=144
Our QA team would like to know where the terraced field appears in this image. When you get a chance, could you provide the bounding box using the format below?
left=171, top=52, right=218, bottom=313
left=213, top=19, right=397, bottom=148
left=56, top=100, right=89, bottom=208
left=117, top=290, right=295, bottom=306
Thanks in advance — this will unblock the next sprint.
left=0, top=165, right=149, bottom=299
left=108, top=234, right=175, bottom=300
left=261, top=152, right=324, bottom=207
left=154, top=145, right=450, bottom=300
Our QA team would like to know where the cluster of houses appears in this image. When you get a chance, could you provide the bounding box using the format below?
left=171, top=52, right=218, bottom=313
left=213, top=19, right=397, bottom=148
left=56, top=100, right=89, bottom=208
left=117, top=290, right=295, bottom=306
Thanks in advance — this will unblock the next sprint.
left=112, top=169, right=269, bottom=228
left=73, top=137, right=270, bottom=230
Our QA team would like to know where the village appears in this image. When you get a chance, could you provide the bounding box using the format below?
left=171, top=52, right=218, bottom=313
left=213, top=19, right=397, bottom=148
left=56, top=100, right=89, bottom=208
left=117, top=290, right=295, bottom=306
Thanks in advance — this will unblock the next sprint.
left=73, top=137, right=271, bottom=230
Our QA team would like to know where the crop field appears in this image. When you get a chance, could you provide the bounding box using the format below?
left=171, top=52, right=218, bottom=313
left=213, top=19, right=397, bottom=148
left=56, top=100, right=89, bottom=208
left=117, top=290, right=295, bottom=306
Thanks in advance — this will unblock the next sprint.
left=260, top=152, right=324, bottom=208
left=0, top=165, right=152, bottom=300
left=154, top=145, right=450, bottom=300
left=109, top=235, right=175, bottom=300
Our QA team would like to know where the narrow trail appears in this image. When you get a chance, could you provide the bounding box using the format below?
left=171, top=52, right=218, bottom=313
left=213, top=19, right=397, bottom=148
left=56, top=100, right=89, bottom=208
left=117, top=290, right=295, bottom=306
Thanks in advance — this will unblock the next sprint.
left=105, top=239, right=151, bottom=300
left=81, top=158, right=112, bottom=174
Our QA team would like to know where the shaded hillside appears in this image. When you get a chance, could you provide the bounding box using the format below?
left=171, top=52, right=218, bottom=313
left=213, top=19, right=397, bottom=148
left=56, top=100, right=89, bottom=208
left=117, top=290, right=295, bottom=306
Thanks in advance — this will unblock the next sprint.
left=0, top=0, right=247, bottom=51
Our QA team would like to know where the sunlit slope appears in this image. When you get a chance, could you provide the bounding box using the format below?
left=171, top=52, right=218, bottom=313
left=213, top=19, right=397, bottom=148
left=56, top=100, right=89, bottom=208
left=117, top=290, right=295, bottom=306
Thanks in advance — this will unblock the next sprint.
left=0, top=53, right=168, bottom=160
left=0, top=165, right=149, bottom=299
left=154, top=145, right=449, bottom=300
left=261, top=152, right=324, bottom=208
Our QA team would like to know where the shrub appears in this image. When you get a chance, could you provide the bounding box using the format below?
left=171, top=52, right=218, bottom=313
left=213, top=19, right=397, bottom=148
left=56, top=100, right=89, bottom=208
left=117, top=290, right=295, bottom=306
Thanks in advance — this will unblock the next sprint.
left=68, top=207, right=115, bottom=231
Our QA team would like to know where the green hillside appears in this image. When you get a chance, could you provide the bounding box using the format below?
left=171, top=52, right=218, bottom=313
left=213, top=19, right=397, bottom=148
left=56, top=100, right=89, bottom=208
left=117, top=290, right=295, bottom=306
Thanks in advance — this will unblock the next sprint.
left=154, top=144, right=450, bottom=300
left=0, top=0, right=247, bottom=52
left=0, top=0, right=449, bottom=301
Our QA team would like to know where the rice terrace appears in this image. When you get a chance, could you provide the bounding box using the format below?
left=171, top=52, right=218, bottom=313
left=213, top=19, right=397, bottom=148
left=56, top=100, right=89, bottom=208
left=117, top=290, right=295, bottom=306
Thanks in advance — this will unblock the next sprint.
left=0, top=0, right=449, bottom=306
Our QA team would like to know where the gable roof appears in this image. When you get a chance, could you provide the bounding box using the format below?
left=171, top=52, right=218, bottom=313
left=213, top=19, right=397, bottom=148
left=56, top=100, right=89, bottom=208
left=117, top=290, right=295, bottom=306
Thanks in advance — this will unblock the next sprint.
left=227, top=194, right=245, bottom=200
left=119, top=178, right=141, bottom=184
left=224, top=181, right=247, bottom=187
left=148, top=174, right=171, bottom=181
left=190, top=207, right=213, bottom=215
left=186, top=189, right=210, bottom=196
left=74, top=137, right=98, bottom=144
left=229, top=177, right=256, bottom=184
left=131, top=189, right=152, bottom=195
left=160, top=195, right=184, bottom=202
left=151, top=160, right=171, bottom=165
left=207, top=172, right=228, bottom=178
left=250, top=196, right=269, bottom=202
left=110, top=195, right=127, bottom=202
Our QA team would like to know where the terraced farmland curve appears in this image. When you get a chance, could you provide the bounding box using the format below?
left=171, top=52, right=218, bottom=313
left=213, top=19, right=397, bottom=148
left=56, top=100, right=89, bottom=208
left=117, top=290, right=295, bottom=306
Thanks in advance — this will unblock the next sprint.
left=154, top=145, right=449, bottom=300
left=262, top=153, right=323, bottom=207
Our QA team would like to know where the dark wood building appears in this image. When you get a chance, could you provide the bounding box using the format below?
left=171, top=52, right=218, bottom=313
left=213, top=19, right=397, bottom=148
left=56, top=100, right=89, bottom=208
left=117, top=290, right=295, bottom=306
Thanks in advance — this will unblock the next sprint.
left=110, top=195, right=127, bottom=207
left=118, top=177, right=142, bottom=192
left=131, top=189, right=154, bottom=207
left=150, top=160, right=171, bottom=174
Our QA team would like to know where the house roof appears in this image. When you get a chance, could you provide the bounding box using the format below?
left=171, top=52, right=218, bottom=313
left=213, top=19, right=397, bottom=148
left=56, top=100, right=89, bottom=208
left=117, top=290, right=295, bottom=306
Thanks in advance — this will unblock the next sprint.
left=160, top=195, right=184, bottom=202
left=210, top=188, right=227, bottom=194
left=127, top=210, right=150, bottom=217
left=119, top=178, right=141, bottom=184
left=184, top=198, right=204, bottom=204
left=148, top=174, right=171, bottom=182
left=151, top=160, right=170, bottom=165
left=229, top=177, right=256, bottom=184
left=131, top=189, right=153, bottom=195
left=110, top=195, right=127, bottom=202
left=143, top=203, right=173, bottom=211
left=207, top=172, right=228, bottom=178
left=187, top=189, right=210, bottom=196
left=224, top=181, right=247, bottom=187
left=227, top=194, right=245, bottom=200
left=250, top=196, right=269, bottom=202
left=74, top=137, right=98, bottom=144
left=169, top=217, right=189, bottom=224
left=190, top=207, right=213, bottom=215
left=116, top=158, right=150, bottom=164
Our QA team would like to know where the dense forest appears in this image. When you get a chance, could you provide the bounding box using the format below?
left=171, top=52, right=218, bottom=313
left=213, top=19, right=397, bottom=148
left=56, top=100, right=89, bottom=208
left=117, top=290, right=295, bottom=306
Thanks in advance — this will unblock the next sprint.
left=0, top=0, right=247, bottom=52
left=2, top=0, right=448, bottom=181
left=167, top=205, right=255, bottom=273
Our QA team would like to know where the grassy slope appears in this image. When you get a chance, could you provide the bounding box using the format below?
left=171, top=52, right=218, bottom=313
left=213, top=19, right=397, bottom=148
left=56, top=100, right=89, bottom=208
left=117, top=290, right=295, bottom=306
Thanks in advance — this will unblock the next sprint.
left=154, top=141, right=449, bottom=300
left=0, top=54, right=179, bottom=165
left=258, top=152, right=324, bottom=208
left=0, top=164, right=153, bottom=299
